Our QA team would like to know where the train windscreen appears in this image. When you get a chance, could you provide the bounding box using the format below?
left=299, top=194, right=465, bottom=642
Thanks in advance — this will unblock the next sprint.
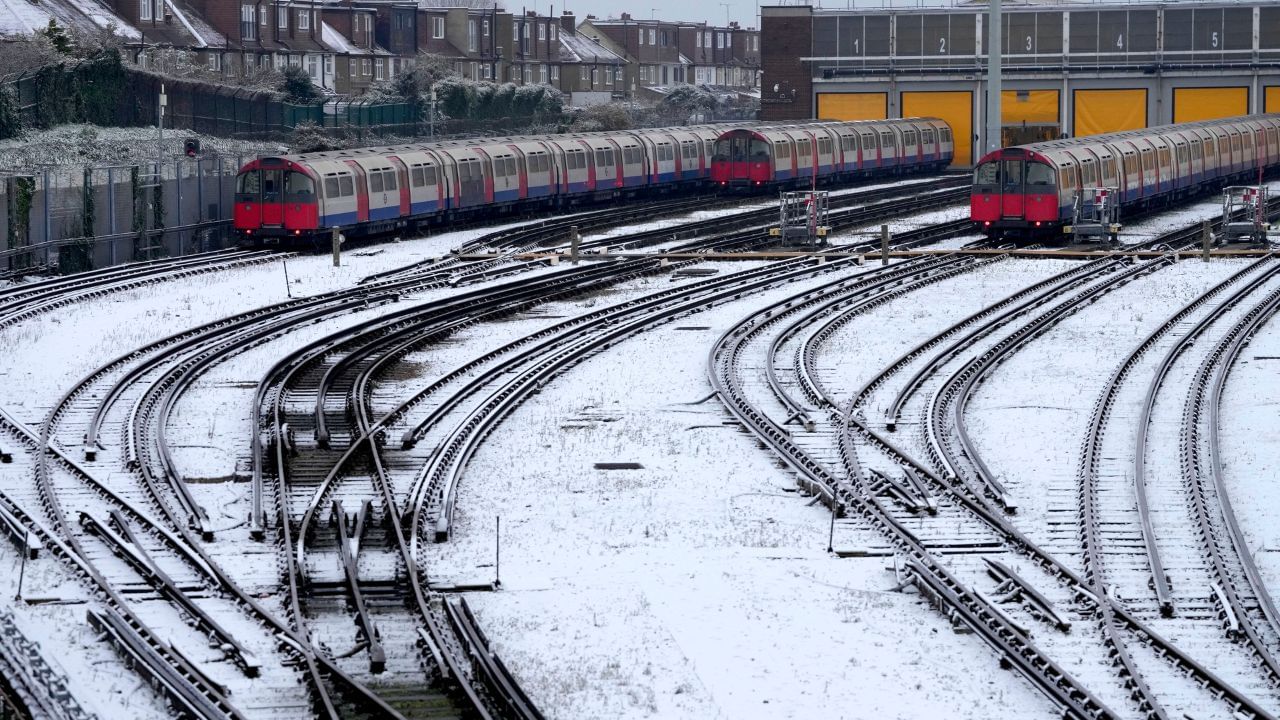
left=714, top=135, right=769, bottom=163
left=1025, top=161, right=1055, bottom=190
left=284, top=171, right=316, bottom=202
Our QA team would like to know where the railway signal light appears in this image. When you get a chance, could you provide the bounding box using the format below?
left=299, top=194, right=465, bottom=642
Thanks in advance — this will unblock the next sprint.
left=184, top=139, right=201, bottom=157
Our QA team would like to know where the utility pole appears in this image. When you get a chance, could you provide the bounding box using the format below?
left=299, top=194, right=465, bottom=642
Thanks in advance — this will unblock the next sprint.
left=985, top=0, right=1003, bottom=156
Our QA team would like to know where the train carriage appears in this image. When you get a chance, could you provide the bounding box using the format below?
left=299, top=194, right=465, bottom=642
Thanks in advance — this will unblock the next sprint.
left=235, top=118, right=955, bottom=244
left=709, top=117, right=952, bottom=188
left=971, top=113, right=1280, bottom=239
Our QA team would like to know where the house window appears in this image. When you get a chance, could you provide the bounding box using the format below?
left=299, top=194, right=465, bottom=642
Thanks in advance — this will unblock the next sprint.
left=470, top=61, right=477, bottom=78
left=649, top=28, right=655, bottom=45
left=307, top=54, right=319, bottom=78
left=482, top=63, right=491, bottom=79
left=376, top=58, right=385, bottom=80
left=523, top=23, right=530, bottom=40
left=524, top=65, right=531, bottom=83
left=278, top=6, right=287, bottom=29
left=539, top=23, right=546, bottom=41
left=208, top=53, right=221, bottom=71
left=540, top=64, right=547, bottom=83
left=259, top=6, right=266, bottom=25
left=240, top=4, right=255, bottom=39
left=616, top=67, right=623, bottom=82
left=726, top=32, right=731, bottom=48
left=591, top=67, right=598, bottom=85
left=513, top=22, right=519, bottom=42
left=716, top=32, right=724, bottom=49
left=325, top=55, right=333, bottom=76
left=580, top=66, right=587, bottom=81
left=660, top=30, right=667, bottom=46
left=550, top=65, right=559, bottom=81
left=433, top=17, right=444, bottom=38
left=482, top=19, right=489, bottom=36
left=141, top=0, right=152, bottom=21
left=551, top=25, right=557, bottom=41
left=705, top=31, right=711, bottom=47
left=469, top=20, right=477, bottom=51
left=695, top=32, right=701, bottom=48
left=362, top=58, right=371, bottom=76
left=298, top=9, right=309, bottom=30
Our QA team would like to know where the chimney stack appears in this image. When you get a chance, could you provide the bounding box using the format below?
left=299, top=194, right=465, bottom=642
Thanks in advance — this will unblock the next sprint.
left=560, top=11, right=575, bottom=34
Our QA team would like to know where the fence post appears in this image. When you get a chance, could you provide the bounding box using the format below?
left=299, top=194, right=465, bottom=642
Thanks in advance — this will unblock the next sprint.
left=175, top=161, right=183, bottom=256
left=107, top=167, right=116, bottom=265
left=42, top=168, right=50, bottom=267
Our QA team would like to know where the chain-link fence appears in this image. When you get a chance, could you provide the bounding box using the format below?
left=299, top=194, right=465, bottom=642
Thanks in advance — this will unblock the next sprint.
left=0, top=156, right=249, bottom=275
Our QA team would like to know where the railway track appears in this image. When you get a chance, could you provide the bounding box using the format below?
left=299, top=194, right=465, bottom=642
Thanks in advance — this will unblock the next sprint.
left=0, top=174, right=973, bottom=718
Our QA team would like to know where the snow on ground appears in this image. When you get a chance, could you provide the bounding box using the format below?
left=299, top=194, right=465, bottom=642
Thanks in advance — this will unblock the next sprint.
left=966, top=258, right=1251, bottom=563
left=1218, top=310, right=1280, bottom=596
left=6, top=181, right=1280, bottom=718
left=421, top=262, right=1053, bottom=720
left=0, top=125, right=280, bottom=170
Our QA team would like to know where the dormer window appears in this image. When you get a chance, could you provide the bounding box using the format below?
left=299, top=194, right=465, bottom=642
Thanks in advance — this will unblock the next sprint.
left=298, top=9, right=309, bottom=30
left=278, top=7, right=287, bottom=29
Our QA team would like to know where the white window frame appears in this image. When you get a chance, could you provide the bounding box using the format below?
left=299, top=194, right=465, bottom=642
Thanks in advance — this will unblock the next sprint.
left=482, top=63, right=492, bottom=79
left=141, top=0, right=152, bottom=22
left=208, top=52, right=221, bottom=71
left=482, top=19, right=489, bottom=36
left=362, top=58, right=371, bottom=76
left=705, top=31, right=712, bottom=47
left=523, top=23, right=530, bottom=40
left=550, top=65, right=559, bottom=81
left=468, top=19, right=478, bottom=51
left=513, top=22, right=519, bottom=42
left=376, top=58, right=385, bottom=80
left=433, top=16, right=445, bottom=39
left=726, top=32, right=731, bottom=48
left=551, top=25, right=557, bottom=41
left=538, top=23, right=545, bottom=41
left=540, top=64, right=547, bottom=83
left=278, top=6, right=287, bottom=29
left=695, top=32, right=701, bottom=48
left=716, top=32, right=723, bottom=49
left=298, top=8, right=309, bottom=30
left=240, top=4, right=257, bottom=39
left=259, top=5, right=266, bottom=25
left=523, top=65, right=532, bottom=83
left=591, top=67, right=598, bottom=85
left=580, top=65, right=587, bottom=81
left=648, top=28, right=655, bottom=45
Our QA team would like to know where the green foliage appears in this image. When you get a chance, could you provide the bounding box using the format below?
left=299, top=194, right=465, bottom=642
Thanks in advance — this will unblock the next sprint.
left=6, top=176, right=34, bottom=253
left=291, top=120, right=338, bottom=153
left=39, top=20, right=74, bottom=55
left=571, top=103, right=633, bottom=131
left=659, top=84, right=719, bottom=122
left=0, top=85, right=18, bottom=140
left=280, top=65, right=321, bottom=104
left=434, top=79, right=564, bottom=123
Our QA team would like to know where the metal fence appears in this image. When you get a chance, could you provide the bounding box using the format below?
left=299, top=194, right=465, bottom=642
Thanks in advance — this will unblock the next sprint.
left=1, top=156, right=249, bottom=273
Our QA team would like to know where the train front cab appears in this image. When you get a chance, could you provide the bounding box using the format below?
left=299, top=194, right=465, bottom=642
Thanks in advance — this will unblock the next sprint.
left=235, top=158, right=319, bottom=241
left=971, top=150, right=1059, bottom=236
left=711, top=129, right=771, bottom=187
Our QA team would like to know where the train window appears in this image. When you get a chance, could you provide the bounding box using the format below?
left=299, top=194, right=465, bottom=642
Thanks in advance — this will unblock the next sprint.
left=339, top=176, right=353, bottom=196
left=942, top=128, right=952, bottom=143
left=505, top=158, right=517, bottom=175
left=411, top=167, right=425, bottom=187
left=371, top=172, right=384, bottom=193
left=595, top=149, right=611, bottom=166
left=1001, top=160, right=1022, bottom=187
left=383, top=169, right=397, bottom=190
left=423, top=167, right=437, bottom=185
left=325, top=177, right=340, bottom=196
left=881, top=132, right=893, bottom=149
left=1026, top=162, right=1054, bottom=187
left=237, top=171, right=261, bottom=195
left=285, top=172, right=314, bottom=200
left=974, top=161, right=999, bottom=185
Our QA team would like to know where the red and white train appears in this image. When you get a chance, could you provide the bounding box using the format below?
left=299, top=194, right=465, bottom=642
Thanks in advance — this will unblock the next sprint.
left=710, top=117, right=953, bottom=186
left=234, top=119, right=954, bottom=244
left=971, top=114, right=1280, bottom=238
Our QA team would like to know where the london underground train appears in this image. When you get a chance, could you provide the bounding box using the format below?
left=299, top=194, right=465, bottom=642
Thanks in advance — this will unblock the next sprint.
left=234, top=119, right=953, bottom=244
left=971, top=114, right=1280, bottom=239
left=710, top=117, right=953, bottom=187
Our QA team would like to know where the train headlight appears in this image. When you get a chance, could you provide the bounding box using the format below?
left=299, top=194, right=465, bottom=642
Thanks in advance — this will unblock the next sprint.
left=1035, top=221, right=1041, bottom=227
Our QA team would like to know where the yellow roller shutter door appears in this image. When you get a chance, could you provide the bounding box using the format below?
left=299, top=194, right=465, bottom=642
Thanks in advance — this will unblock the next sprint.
left=901, top=91, right=972, bottom=166
left=1074, top=89, right=1147, bottom=137
left=1002, top=90, right=1059, bottom=124
left=816, top=93, right=888, bottom=121
left=1267, top=87, right=1280, bottom=113
left=1173, top=87, right=1248, bottom=123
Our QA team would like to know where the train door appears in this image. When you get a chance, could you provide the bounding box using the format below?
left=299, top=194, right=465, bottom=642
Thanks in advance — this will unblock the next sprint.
left=387, top=156, right=411, bottom=216
left=999, top=155, right=1026, bottom=218
left=342, top=160, right=370, bottom=221
left=260, top=166, right=284, bottom=226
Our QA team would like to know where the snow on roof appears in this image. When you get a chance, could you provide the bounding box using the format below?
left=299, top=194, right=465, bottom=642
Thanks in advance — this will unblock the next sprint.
left=164, top=0, right=207, bottom=47
left=558, top=32, right=625, bottom=65
left=321, top=21, right=362, bottom=54
left=0, top=0, right=140, bottom=40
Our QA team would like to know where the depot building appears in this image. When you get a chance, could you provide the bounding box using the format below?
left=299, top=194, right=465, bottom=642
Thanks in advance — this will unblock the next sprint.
left=761, top=1, right=1280, bottom=166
